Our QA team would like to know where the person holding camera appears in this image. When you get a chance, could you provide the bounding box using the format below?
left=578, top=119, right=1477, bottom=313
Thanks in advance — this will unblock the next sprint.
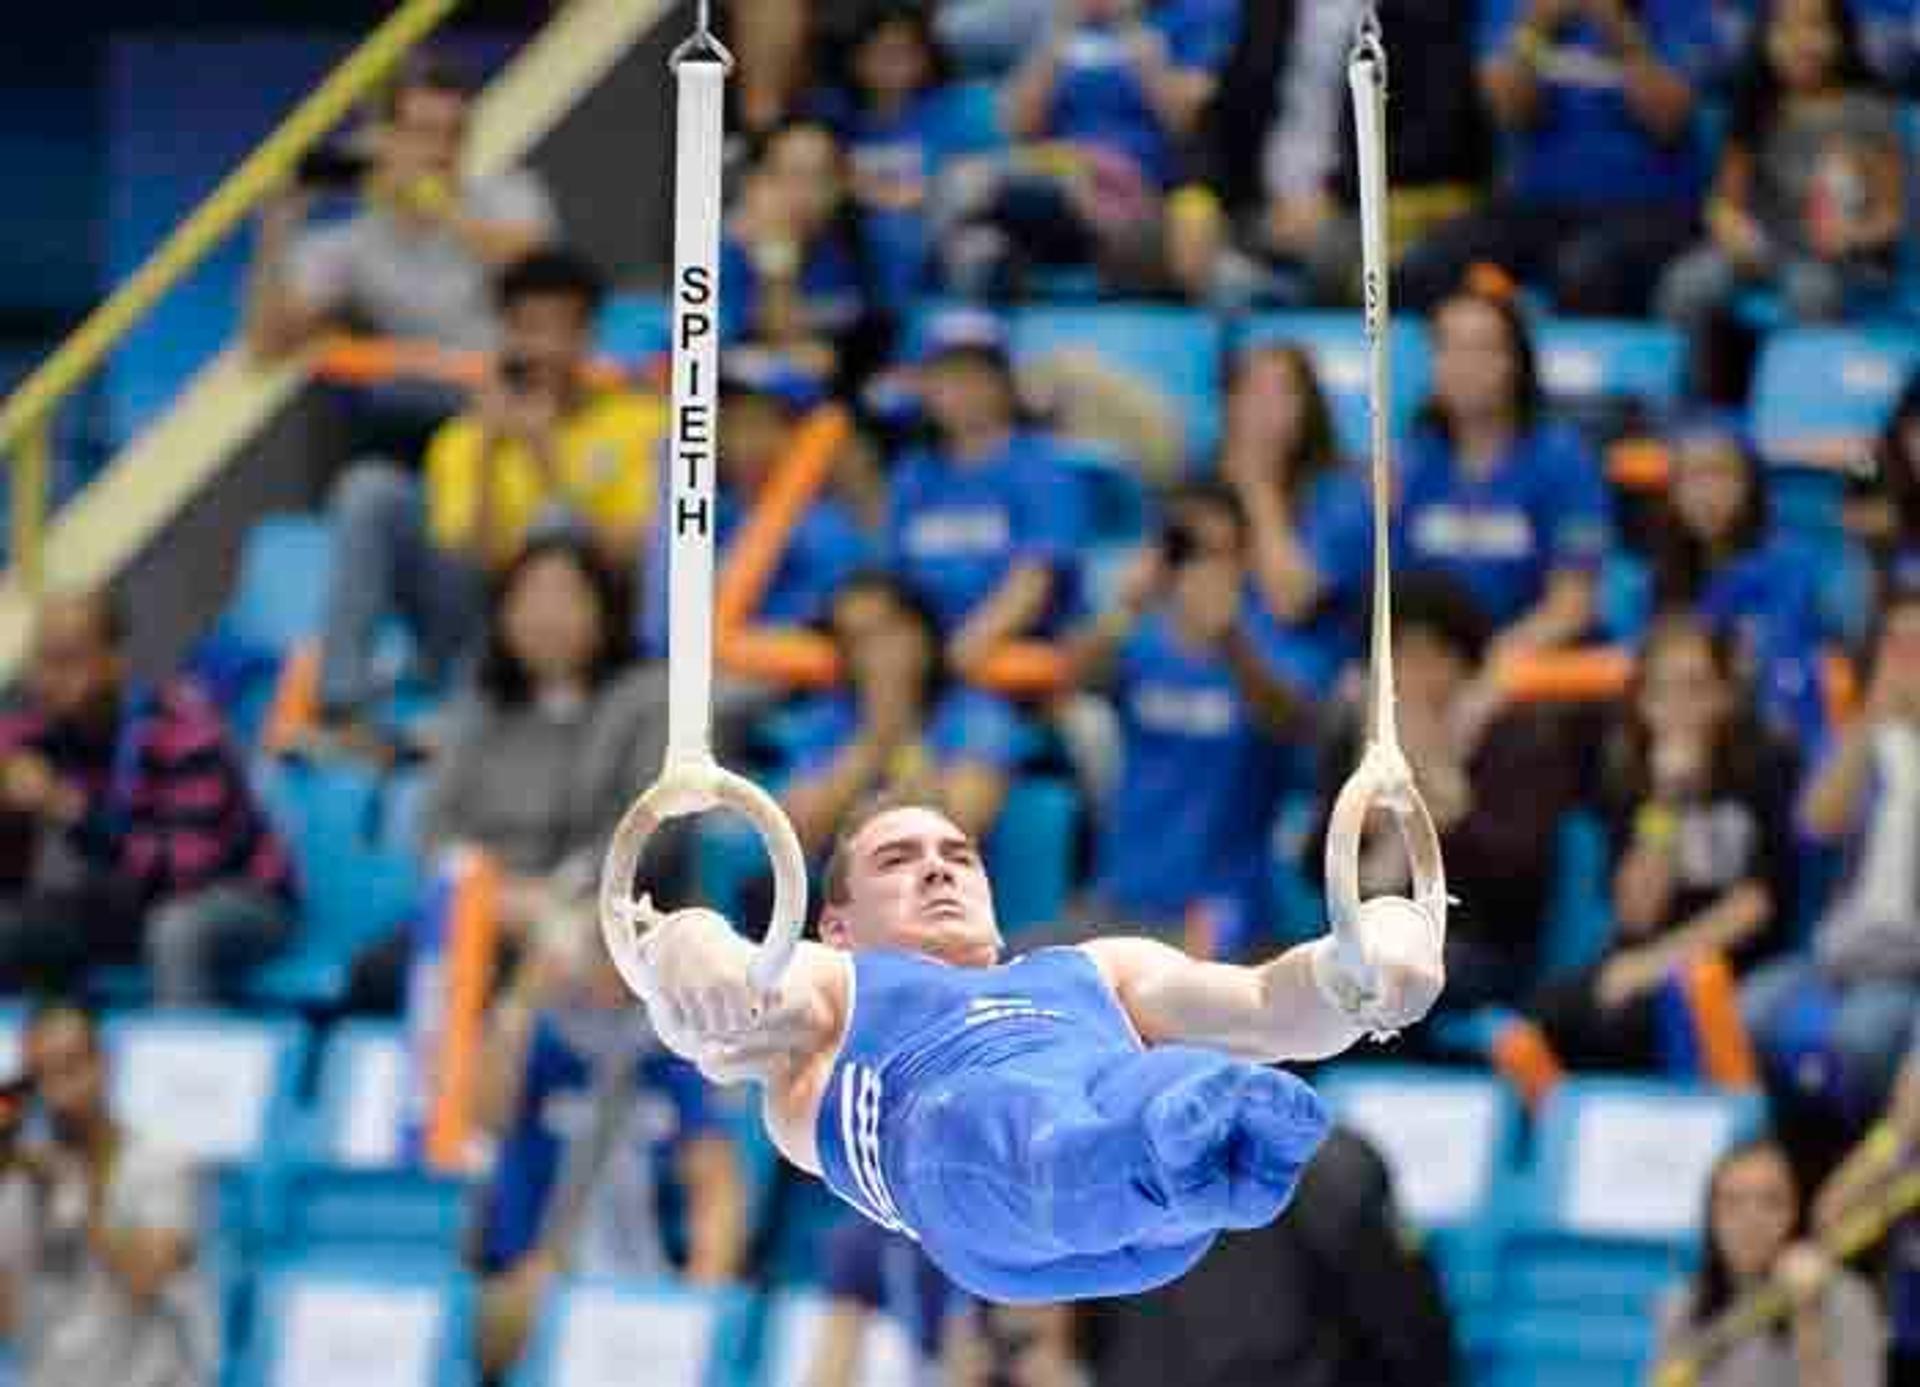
left=1050, top=480, right=1312, bottom=950
left=313, top=248, right=663, bottom=756
left=243, top=53, right=556, bottom=364
left=0, top=1003, right=214, bottom=1387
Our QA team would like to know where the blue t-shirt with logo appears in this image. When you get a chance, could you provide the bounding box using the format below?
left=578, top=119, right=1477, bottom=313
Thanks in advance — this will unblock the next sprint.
left=1092, top=609, right=1290, bottom=929
left=1045, top=0, right=1239, bottom=188
left=1476, top=0, right=1714, bottom=208
left=479, top=1015, right=717, bottom=1273
left=1398, top=420, right=1613, bottom=628
left=885, top=430, right=1087, bottom=635
left=639, top=488, right=873, bottom=657
left=719, top=232, right=868, bottom=347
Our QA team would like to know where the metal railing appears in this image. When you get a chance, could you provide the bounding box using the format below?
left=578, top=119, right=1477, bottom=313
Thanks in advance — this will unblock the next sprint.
left=0, top=0, right=466, bottom=589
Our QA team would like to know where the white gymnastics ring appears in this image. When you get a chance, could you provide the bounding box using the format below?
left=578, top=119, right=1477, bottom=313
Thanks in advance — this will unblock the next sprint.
left=599, top=36, right=808, bottom=1004
left=1321, top=8, right=1448, bottom=1029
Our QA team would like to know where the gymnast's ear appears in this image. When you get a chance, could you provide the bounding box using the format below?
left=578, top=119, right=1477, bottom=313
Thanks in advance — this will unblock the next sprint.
left=816, top=906, right=853, bottom=951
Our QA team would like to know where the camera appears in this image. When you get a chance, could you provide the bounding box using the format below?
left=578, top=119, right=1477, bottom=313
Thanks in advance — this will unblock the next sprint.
left=295, top=144, right=374, bottom=192
left=499, top=353, right=535, bottom=392
left=1160, top=522, right=1200, bottom=570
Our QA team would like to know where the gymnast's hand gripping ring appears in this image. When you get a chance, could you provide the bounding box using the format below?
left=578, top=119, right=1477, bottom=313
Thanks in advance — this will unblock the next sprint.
left=600, top=752, right=809, bottom=1002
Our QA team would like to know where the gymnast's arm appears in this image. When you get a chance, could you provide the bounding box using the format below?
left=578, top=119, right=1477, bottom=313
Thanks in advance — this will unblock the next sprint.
left=1082, top=936, right=1378, bottom=1064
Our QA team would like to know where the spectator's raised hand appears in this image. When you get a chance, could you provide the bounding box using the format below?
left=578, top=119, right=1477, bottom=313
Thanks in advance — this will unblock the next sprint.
left=1707, top=198, right=1769, bottom=271
left=0, top=752, right=82, bottom=824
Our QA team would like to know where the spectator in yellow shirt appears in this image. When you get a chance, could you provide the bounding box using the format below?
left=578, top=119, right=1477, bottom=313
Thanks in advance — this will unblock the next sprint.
left=315, top=248, right=663, bottom=755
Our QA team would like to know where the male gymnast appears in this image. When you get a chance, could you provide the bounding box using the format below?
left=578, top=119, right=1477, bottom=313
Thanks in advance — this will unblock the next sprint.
left=620, top=799, right=1444, bottom=1302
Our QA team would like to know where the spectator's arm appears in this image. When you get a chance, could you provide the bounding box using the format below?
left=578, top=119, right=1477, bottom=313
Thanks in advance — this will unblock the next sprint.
left=1492, top=568, right=1597, bottom=659
left=472, top=987, right=544, bottom=1137
left=1599, top=10, right=1696, bottom=142
left=1237, top=482, right=1326, bottom=624
left=443, top=210, right=548, bottom=271
left=1480, top=28, right=1550, bottom=131
left=440, top=170, right=558, bottom=271
left=1612, top=804, right=1678, bottom=935
left=678, top=1133, right=747, bottom=1284
left=782, top=736, right=891, bottom=861
left=415, top=705, right=487, bottom=861
left=948, top=564, right=1056, bottom=676
left=802, top=1303, right=871, bottom=1387
left=1130, top=27, right=1215, bottom=138
left=1223, top=626, right=1311, bottom=737
left=1654, top=878, right=1775, bottom=968
left=88, top=1214, right=190, bottom=1309
left=243, top=195, right=337, bottom=362
left=1849, top=139, right=1907, bottom=255
left=1802, top=720, right=1878, bottom=842
left=1001, top=35, right=1066, bottom=140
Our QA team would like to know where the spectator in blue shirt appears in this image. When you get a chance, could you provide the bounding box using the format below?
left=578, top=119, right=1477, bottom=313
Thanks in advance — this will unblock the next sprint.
left=885, top=309, right=1087, bottom=663
left=473, top=929, right=746, bottom=1375
left=1399, top=0, right=1715, bottom=316
left=779, top=571, right=1028, bottom=856
left=943, top=0, right=1234, bottom=292
left=1848, top=0, right=1920, bottom=89
left=806, top=4, right=1002, bottom=303
left=721, top=119, right=884, bottom=388
left=1054, top=482, right=1310, bottom=946
left=1397, top=288, right=1612, bottom=656
left=1647, top=417, right=1833, bottom=747
left=1217, top=341, right=1370, bottom=689
left=638, top=352, right=873, bottom=661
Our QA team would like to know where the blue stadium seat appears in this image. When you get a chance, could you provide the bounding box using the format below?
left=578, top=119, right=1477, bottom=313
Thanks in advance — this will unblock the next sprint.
left=236, top=1256, right=478, bottom=1387
left=1538, top=812, right=1615, bottom=983
left=217, top=514, right=334, bottom=656
left=1236, top=312, right=1430, bottom=463
left=103, top=1011, right=309, bottom=1171
left=987, top=777, right=1079, bottom=934
left=1009, top=304, right=1225, bottom=465
left=261, top=1167, right=469, bottom=1269
left=1751, top=327, right=1920, bottom=465
left=1535, top=320, right=1685, bottom=421
left=597, top=292, right=672, bottom=364
left=247, top=759, right=424, bottom=1009
left=309, top=1020, right=409, bottom=1168
left=1486, top=1078, right=1766, bottom=1387
left=508, top=1278, right=751, bottom=1387
left=0, top=1003, right=21, bottom=1080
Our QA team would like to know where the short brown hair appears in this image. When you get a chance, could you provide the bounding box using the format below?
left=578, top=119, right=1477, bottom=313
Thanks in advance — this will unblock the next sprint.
left=819, top=789, right=947, bottom=908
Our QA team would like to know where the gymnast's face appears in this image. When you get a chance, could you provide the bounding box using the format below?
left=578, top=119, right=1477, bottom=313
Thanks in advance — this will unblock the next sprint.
left=821, top=807, right=1001, bottom=967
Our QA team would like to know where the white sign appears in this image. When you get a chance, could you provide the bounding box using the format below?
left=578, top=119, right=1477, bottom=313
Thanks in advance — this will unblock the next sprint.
left=1336, top=1082, right=1499, bottom=1225
left=278, top=1282, right=439, bottom=1387
left=1567, top=1097, right=1733, bottom=1238
left=553, top=1287, right=716, bottom=1387
left=340, top=1036, right=405, bottom=1168
left=114, top=1028, right=276, bottom=1163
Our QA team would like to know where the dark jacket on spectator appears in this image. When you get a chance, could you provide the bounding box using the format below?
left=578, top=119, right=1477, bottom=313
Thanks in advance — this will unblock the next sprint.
left=1079, top=1128, right=1454, bottom=1387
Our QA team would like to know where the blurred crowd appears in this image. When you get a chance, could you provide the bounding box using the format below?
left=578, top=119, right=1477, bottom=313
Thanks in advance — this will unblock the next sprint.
left=2, top=0, right=1920, bottom=1384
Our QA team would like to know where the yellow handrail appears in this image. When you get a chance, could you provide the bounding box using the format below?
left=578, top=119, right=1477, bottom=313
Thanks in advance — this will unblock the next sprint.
left=0, top=0, right=466, bottom=581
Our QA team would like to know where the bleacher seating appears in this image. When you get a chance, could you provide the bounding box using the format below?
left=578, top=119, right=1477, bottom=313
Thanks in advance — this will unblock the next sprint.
left=1483, top=1079, right=1765, bottom=1387
left=1751, top=326, right=1920, bottom=464
left=508, top=1279, right=750, bottom=1387
left=235, top=1257, right=479, bottom=1387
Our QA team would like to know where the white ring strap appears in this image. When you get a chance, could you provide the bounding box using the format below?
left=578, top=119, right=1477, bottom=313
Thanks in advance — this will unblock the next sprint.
left=1321, top=9, right=1449, bottom=1022
left=599, top=38, right=807, bottom=1001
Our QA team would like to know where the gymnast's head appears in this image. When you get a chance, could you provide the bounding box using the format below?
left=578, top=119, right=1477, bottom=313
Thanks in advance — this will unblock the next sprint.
left=816, top=796, right=1002, bottom=967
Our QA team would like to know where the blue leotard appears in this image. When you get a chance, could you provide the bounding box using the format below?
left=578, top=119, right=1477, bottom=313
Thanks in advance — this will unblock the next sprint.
left=814, top=947, right=1329, bottom=1303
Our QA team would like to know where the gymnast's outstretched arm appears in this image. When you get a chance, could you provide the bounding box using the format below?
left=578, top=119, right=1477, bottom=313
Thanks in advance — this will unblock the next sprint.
left=1083, top=915, right=1443, bottom=1064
